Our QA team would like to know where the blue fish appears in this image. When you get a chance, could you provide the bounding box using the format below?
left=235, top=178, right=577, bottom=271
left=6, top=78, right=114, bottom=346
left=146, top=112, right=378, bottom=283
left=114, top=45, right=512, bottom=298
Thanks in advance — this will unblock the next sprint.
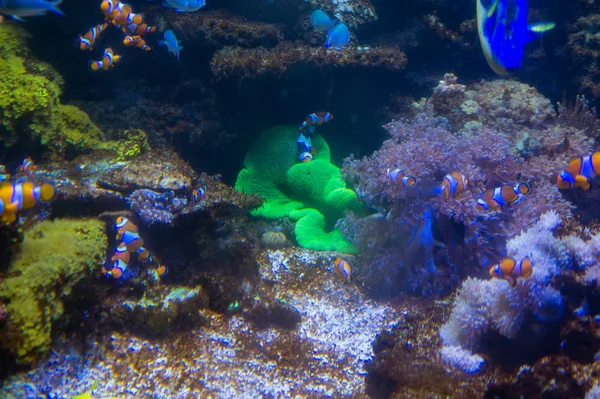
left=325, top=23, right=350, bottom=50
left=310, top=10, right=332, bottom=32
left=158, top=29, right=183, bottom=60
left=477, top=0, right=555, bottom=75
left=0, top=0, right=63, bottom=21
left=162, top=0, right=204, bottom=12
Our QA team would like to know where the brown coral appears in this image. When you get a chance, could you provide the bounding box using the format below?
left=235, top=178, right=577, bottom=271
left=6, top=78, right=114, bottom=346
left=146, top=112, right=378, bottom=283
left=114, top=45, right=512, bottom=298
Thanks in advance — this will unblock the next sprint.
left=211, top=42, right=407, bottom=79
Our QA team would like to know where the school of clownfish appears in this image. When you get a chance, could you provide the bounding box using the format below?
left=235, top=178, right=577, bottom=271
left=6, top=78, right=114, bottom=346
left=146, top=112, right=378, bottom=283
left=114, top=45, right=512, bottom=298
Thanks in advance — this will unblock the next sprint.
left=77, top=0, right=157, bottom=71
left=0, top=157, right=55, bottom=224
left=383, top=151, right=600, bottom=288
left=101, top=216, right=168, bottom=280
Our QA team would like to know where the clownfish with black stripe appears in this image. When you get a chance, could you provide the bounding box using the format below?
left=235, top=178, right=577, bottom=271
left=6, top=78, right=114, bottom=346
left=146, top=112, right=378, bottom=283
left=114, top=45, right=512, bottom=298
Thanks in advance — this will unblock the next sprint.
left=78, top=23, right=108, bottom=51
left=17, top=157, right=36, bottom=177
left=102, top=243, right=131, bottom=279
left=89, top=47, right=121, bottom=71
left=439, top=171, right=468, bottom=200
left=489, top=256, right=533, bottom=287
left=124, top=35, right=151, bottom=51
left=333, top=256, right=351, bottom=281
left=386, top=168, right=417, bottom=187
left=0, top=181, right=54, bottom=224
left=298, top=112, right=334, bottom=133
left=557, top=152, right=600, bottom=190
left=476, top=182, right=530, bottom=212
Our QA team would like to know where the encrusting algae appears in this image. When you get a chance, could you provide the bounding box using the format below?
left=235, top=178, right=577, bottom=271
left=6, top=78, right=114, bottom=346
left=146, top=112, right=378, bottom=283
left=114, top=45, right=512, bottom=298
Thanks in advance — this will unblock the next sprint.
left=0, top=219, right=107, bottom=365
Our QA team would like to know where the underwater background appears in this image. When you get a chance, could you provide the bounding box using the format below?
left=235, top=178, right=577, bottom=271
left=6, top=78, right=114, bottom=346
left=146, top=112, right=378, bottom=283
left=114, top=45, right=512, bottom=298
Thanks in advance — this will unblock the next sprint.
left=2, top=0, right=600, bottom=397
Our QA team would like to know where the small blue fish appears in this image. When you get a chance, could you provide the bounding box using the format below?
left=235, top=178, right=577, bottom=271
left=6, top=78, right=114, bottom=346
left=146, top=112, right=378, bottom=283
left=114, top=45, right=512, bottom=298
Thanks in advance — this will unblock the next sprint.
left=162, top=0, right=204, bottom=12
left=325, top=23, right=350, bottom=50
left=310, top=10, right=332, bottom=32
left=476, top=0, right=555, bottom=75
left=158, top=29, right=183, bottom=60
left=0, top=0, right=63, bottom=21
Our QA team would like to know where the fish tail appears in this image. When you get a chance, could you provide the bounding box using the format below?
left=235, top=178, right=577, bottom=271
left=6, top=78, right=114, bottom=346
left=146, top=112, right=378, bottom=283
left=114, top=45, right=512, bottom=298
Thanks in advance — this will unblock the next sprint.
left=50, top=0, right=65, bottom=16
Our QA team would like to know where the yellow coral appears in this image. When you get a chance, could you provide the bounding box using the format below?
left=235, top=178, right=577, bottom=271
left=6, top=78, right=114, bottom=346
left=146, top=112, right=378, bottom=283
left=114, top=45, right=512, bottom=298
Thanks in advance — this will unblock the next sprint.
left=0, top=219, right=107, bottom=364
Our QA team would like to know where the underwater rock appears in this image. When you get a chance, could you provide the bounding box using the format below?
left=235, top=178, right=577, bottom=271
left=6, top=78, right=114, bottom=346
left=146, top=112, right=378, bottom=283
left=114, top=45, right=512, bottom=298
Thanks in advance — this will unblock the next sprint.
left=568, top=14, right=600, bottom=99
left=108, top=284, right=209, bottom=336
left=211, top=42, right=407, bottom=79
left=0, top=219, right=106, bottom=365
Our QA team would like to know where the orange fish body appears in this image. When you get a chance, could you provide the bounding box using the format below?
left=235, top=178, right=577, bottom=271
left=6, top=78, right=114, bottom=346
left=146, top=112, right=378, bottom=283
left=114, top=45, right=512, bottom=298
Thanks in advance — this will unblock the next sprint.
left=298, top=112, right=334, bottom=133
left=0, top=181, right=54, bottom=223
left=386, top=168, right=417, bottom=187
left=489, top=256, right=533, bottom=287
left=123, top=35, right=151, bottom=51
left=557, top=152, right=600, bottom=190
left=102, top=258, right=128, bottom=279
left=122, top=22, right=156, bottom=36
left=18, top=157, right=36, bottom=177
left=115, top=217, right=139, bottom=239
left=333, top=256, right=351, bottom=281
left=476, top=183, right=530, bottom=212
left=78, top=23, right=108, bottom=51
left=441, top=171, right=468, bottom=200
left=89, top=48, right=121, bottom=71
left=111, top=243, right=131, bottom=264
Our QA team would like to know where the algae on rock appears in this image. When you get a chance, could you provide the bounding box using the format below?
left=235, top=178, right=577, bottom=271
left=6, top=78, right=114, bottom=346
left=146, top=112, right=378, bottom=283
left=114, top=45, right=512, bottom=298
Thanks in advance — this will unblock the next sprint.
left=0, top=219, right=107, bottom=365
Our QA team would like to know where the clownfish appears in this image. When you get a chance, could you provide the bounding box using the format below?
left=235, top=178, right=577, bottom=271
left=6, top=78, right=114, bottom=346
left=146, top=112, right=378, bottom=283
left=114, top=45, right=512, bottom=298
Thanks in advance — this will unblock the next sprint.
left=123, top=35, right=151, bottom=51
left=0, top=181, right=55, bottom=223
left=557, top=152, right=600, bottom=190
left=192, top=187, right=204, bottom=202
left=115, top=216, right=138, bottom=238
left=386, top=168, right=417, bottom=187
left=333, top=256, right=351, bottom=281
left=101, top=0, right=141, bottom=25
left=121, top=22, right=156, bottom=36
left=78, top=23, right=108, bottom=51
left=298, top=112, right=334, bottom=133
left=0, top=165, right=10, bottom=181
left=18, top=157, right=36, bottom=177
left=439, top=171, right=468, bottom=200
left=476, top=182, right=530, bottom=212
left=489, top=256, right=533, bottom=287
left=89, top=47, right=121, bottom=71
left=102, top=243, right=131, bottom=279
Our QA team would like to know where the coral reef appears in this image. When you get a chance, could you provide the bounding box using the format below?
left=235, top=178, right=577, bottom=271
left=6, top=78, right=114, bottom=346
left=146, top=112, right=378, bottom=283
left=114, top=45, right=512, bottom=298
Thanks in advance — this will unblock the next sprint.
left=568, top=14, right=600, bottom=99
left=211, top=43, right=407, bottom=79
left=235, top=125, right=360, bottom=253
left=167, top=10, right=284, bottom=47
left=341, top=76, right=594, bottom=295
left=0, top=23, right=150, bottom=160
left=0, top=219, right=106, bottom=365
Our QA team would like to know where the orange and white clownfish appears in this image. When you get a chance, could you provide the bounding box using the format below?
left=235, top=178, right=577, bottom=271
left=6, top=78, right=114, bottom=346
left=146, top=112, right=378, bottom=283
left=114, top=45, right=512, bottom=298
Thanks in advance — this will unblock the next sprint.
left=439, top=171, right=468, bottom=200
left=121, top=22, right=157, bottom=36
left=89, top=48, right=121, bottom=72
left=101, top=0, right=141, bottom=25
left=476, top=182, right=530, bottom=212
left=386, top=168, right=417, bottom=187
left=192, top=187, right=204, bottom=202
left=102, top=258, right=128, bottom=279
left=0, top=181, right=55, bottom=224
left=298, top=112, right=334, bottom=133
left=333, top=256, right=351, bottom=281
left=17, top=157, right=36, bottom=177
left=557, top=152, right=600, bottom=190
left=115, top=216, right=139, bottom=239
left=489, top=256, right=533, bottom=287
left=78, top=23, right=108, bottom=51
left=123, top=35, right=151, bottom=51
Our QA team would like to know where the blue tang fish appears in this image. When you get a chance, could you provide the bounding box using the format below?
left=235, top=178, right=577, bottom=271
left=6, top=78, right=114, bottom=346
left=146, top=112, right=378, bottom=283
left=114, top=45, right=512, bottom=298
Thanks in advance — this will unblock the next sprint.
left=477, top=0, right=555, bottom=75
left=158, top=29, right=183, bottom=60
left=162, top=0, right=205, bottom=12
left=325, top=23, right=350, bottom=50
left=310, top=10, right=332, bottom=32
left=0, top=0, right=63, bottom=21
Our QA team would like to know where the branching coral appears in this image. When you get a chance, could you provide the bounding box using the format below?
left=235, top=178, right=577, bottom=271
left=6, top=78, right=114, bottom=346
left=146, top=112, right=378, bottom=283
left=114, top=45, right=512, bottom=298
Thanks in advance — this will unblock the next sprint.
left=0, top=219, right=106, bottom=365
left=211, top=42, right=407, bottom=79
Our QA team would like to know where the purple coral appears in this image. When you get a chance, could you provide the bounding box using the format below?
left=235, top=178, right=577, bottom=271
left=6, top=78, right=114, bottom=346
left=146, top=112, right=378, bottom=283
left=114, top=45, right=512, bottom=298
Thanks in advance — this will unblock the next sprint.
left=127, top=189, right=187, bottom=226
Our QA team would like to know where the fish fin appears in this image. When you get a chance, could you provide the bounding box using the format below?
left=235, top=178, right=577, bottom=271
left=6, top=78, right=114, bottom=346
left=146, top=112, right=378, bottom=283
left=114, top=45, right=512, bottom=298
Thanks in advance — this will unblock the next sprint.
left=10, top=15, right=26, bottom=22
left=507, top=278, right=516, bottom=288
left=177, top=45, right=184, bottom=51
left=526, top=22, right=555, bottom=41
left=49, top=0, right=65, bottom=16
left=487, top=0, right=498, bottom=17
